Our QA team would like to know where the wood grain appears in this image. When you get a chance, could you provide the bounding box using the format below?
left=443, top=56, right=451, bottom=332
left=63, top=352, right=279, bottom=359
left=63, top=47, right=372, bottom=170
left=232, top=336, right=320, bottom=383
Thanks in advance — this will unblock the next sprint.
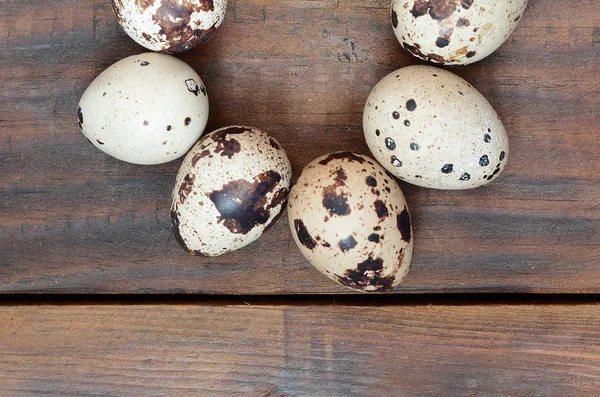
left=0, top=303, right=599, bottom=396
left=1, top=0, right=598, bottom=293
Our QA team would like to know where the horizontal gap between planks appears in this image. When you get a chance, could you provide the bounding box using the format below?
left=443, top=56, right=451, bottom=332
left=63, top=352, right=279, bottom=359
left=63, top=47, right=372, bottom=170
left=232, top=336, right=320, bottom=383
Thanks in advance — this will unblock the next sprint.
left=0, top=294, right=599, bottom=307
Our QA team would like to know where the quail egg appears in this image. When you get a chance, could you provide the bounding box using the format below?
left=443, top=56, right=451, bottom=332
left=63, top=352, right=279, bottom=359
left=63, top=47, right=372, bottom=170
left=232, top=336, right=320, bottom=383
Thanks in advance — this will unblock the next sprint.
left=288, top=152, right=413, bottom=292
left=172, top=126, right=292, bottom=256
left=364, top=65, right=509, bottom=189
left=111, top=0, right=227, bottom=53
left=78, top=52, right=209, bottom=165
left=391, top=0, right=528, bottom=65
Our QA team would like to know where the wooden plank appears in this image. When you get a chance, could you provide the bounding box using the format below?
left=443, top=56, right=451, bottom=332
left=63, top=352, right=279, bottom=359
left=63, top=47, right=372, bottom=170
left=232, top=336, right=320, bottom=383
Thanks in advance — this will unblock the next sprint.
left=0, top=0, right=598, bottom=293
left=0, top=303, right=599, bottom=395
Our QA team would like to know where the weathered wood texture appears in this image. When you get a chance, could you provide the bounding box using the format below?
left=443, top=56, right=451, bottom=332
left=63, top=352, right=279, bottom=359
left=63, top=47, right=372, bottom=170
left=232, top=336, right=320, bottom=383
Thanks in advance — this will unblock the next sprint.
left=0, top=304, right=599, bottom=396
left=1, top=0, right=598, bottom=293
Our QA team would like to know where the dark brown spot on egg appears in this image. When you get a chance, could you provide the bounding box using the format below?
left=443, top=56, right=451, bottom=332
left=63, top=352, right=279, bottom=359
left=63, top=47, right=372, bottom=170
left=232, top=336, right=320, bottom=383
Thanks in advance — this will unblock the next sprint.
left=457, top=17, right=470, bottom=27
left=403, top=42, right=446, bottom=64
left=322, top=186, right=351, bottom=217
left=336, top=256, right=395, bottom=292
left=411, top=0, right=430, bottom=18
left=184, top=117, right=192, bottom=126
left=486, top=166, right=502, bottom=181
left=166, top=125, right=172, bottom=131
left=441, top=164, right=454, bottom=174
left=319, top=152, right=366, bottom=166
left=191, top=149, right=211, bottom=167
left=460, top=0, right=473, bottom=10
left=411, top=0, right=458, bottom=21
left=339, top=236, right=358, bottom=252
left=77, top=107, right=83, bottom=129
left=480, top=155, right=490, bottom=166
left=397, top=207, right=412, bottom=242
left=385, top=137, right=397, bottom=151
left=466, top=51, right=477, bottom=58
left=366, top=175, right=377, bottom=187
left=334, top=168, right=348, bottom=185
left=211, top=126, right=250, bottom=141
left=209, top=170, right=282, bottom=235
left=185, top=79, right=200, bottom=96
left=374, top=200, right=389, bottom=220
left=294, top=219, right=317, bottom=250
left=500, top=151, right=506, bottom=161
left=368, top=233, right=380, bottom=243
left=140, top=61, right=149, bottom=66
left=430, top=0, right=458, bottom=20
left=436, top=36, right=450, bottom=48
left=214, top=137, right=241, bottom=159
left=178, top=173, right=195, bottom=205
left=268, top=187, right=289, bottom=210
left=459, top=172, right=471, bottom=181
left=96, top=139, right=104, bottom=145
left=391, top=9, right=399, bottom=29
left=406, top=99, right=417, bottom=111
left=143, top=120, right=149, bottom=126
left=391, top=156, right=402, bottom=168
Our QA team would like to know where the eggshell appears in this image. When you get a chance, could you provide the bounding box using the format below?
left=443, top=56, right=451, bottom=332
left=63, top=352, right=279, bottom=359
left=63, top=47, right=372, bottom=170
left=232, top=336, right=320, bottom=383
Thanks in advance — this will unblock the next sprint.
left=111, top=0, right=227, bottom=53
left=172, top=126, right=292, bottom=257
left=391, top=0, right=528, bottom=65
left=363, top=65, right=509, bottom=190
left=78, top=52, right=209, bottom=165
left=287, top=152, right=413, bottom=292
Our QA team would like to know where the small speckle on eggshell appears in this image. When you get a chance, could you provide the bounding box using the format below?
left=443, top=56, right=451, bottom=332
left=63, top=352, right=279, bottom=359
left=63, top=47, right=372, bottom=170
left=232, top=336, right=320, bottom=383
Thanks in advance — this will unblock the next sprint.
left=287, top=152, right=414, bottom=293
left=171, top=126, right=292, bottom=256
left=363, top=65, right=509, bottom=190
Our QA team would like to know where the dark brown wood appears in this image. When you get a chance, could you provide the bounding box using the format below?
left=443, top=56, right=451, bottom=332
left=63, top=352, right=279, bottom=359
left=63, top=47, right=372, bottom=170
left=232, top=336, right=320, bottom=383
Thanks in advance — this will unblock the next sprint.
left=0, top=303, right=599, bottom=395
left=1, top=0, right=598, bottom=293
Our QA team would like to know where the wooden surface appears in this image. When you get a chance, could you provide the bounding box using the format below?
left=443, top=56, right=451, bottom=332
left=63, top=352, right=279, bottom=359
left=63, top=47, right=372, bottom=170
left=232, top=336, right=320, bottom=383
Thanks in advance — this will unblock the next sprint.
left=0, top=303, right=598, bottom=396
left=1, top=0, right=599, bottom=293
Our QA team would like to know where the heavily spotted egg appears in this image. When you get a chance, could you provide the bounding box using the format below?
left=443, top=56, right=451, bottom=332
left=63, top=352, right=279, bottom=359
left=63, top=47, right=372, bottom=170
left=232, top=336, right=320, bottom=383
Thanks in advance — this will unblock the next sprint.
left=288, top=152, right=413, bottom=293
left=172, top=126, right=292, bottom=257
left=364, top=65, right=509, bottom=189
left=78, top=53, right=208, bottom=165
left=111, top=0, right=227, bottom=53
left=391, top=0, right=528, bottom=65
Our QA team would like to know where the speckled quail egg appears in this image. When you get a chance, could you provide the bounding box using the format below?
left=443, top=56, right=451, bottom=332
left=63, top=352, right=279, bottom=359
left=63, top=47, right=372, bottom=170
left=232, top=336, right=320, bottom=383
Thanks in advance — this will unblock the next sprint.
left=364, top=65, right=509, bottom=190
left=78, top=52, right=209, bottom=165
left=287, top=152, right=413, bottom=292
left=111, top=0, right=227, bottom=53
left=391, top=0, right=528, bottom=65
left=172, top=126, right=292, bottom=256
